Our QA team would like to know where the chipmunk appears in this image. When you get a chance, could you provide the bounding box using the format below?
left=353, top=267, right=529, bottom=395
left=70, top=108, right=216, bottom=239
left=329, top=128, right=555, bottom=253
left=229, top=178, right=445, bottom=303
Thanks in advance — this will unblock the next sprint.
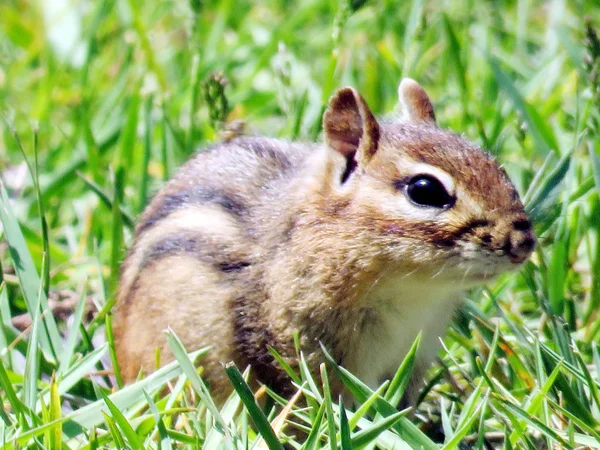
left=113, top=78, right=536, bottom=405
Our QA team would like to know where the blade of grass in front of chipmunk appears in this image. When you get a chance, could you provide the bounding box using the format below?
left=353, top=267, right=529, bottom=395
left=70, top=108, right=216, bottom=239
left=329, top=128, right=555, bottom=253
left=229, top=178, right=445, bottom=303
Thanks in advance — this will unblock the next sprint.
left=165, top=328, right=235, bottom=445
left=495, top=396, right=570, bottom=447
left=453, top=364, right=485, bottom=442
left=204, top=369, right=244, bottom=450
left=267, top=346, right=302, bottom=386
left=99, top=386, right=145, bottom=450
left=338, top=396, right=352, bottom=450
left=349, top=382, right=390, bottom=430
left=441, top=393, right=487, bottom=450
left=545, top=396, right=600, bottom=442
left=105, top=311, right=123, bottom=389
left=142, top=390, right=173, bottom=450
left=539, top=346, right=597, bottom=428
left=299, top=350, right=323, bottom=404
left=320, top=344, right=438, bottom=450
left=103, top=411, right=126, bottom=449
left=301, top=401, right=325, bottom=450
left=66, top=348, right=206, bottom=429
left=384, top=332, right=420, bottom=406
left=224, top=362, right=284, bottom=450
left=350, top=410, right=407, bottom=449
left=320, top=364, right=338, bottom=450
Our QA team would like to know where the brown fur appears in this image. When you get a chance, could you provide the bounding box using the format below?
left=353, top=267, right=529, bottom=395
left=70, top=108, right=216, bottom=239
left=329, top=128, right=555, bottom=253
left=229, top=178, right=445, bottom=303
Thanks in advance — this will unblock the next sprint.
left=113, top=79, right=536, bottom=405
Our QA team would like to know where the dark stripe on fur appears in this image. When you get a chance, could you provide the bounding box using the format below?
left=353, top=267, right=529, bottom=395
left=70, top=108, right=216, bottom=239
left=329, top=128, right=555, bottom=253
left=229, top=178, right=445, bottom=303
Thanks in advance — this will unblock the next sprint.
left=382, top=217, right=494, bottom=248
left=138, top=188, right=246, bottom=235
left=219, top=261, right=252, bottom=272
left=140, top=234, right=251, bottom=274
left=122, top=234, right=251, bottom=307
left=450, top=219, right=490, bottom=239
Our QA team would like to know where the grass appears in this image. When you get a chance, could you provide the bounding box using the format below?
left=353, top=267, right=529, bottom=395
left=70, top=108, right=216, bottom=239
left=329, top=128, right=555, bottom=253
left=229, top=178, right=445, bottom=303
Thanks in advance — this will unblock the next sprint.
left=1, top=0, right=600, bottom=447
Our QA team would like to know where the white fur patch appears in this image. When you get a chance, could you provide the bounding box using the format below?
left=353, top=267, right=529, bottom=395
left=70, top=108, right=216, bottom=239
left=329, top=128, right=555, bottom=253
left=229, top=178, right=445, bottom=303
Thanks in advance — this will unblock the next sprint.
left=346, top=276, right=463, bottom=390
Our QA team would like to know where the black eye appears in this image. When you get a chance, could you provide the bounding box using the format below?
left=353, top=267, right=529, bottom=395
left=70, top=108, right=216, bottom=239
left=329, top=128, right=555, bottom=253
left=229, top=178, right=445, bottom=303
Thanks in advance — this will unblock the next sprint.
left=405, top=175, right=454, bottom=208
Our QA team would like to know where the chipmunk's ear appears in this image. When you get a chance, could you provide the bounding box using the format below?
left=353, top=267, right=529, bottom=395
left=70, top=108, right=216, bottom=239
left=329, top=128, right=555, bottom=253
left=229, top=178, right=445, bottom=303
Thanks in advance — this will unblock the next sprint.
left=398, top=78, right=436, bottom=124
left=323, top=87, right=380, bottom=181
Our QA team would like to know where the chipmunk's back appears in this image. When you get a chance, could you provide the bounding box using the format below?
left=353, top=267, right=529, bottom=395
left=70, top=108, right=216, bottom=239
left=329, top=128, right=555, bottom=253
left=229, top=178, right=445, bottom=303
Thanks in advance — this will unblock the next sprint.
left=114, top=137, right=316, bottom=396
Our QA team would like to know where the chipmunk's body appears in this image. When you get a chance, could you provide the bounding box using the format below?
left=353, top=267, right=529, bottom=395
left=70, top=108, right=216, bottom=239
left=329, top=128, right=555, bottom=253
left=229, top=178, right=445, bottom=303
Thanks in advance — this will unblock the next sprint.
left=114, top=79, right=536, bottom=403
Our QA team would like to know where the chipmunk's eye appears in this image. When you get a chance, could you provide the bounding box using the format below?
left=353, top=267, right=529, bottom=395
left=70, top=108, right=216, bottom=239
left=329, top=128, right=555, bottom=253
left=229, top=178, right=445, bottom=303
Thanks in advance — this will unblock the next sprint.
left=405, top=175, right=454, bottom=208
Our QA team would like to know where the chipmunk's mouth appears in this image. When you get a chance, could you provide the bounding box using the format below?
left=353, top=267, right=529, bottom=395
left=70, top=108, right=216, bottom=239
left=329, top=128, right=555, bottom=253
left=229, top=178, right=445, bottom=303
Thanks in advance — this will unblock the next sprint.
left=451, top=257, right=518, bottom=285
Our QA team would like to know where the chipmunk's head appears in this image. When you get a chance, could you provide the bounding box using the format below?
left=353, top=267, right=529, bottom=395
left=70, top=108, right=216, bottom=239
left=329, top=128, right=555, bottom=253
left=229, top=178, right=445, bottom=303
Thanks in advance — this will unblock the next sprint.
left=322, top=79, right=536, bottom=286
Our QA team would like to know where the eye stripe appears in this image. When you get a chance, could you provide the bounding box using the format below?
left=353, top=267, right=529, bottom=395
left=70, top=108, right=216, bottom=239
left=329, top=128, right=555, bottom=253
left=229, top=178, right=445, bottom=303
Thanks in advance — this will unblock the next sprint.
left=450, top=219, right=490, bottom=239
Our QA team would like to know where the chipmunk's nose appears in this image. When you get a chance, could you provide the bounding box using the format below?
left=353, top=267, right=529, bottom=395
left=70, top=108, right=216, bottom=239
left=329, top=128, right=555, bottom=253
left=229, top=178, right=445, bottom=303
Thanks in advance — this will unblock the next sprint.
left=506, top=218, right=536, bottom=263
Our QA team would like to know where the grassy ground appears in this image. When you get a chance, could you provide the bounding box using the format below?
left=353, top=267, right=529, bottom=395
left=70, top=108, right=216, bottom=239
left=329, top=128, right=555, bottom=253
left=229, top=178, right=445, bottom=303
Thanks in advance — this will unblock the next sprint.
left=1, top=0, right=600, bottom=448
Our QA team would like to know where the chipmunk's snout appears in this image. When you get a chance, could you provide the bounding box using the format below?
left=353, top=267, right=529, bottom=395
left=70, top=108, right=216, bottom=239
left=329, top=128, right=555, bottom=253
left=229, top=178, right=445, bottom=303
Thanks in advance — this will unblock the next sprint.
left=505, top=218, right=536, bottom=264
left=467, top=215, right=536, bottom=265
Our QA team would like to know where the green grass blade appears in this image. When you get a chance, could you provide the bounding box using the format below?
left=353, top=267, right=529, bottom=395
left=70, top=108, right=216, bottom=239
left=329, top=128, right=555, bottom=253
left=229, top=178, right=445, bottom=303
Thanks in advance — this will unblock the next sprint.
left=23, top=278, right=43, bottom=414
left=103, top=412, right=126, bottom=449
left=224, top=362, right=284, bottom=450
left=320, top=364, right=338, bottom=450
left=320, top=344, right=437, bottom=450
left=100, top=388, right=145, bottom=450
left=67, top=349, right=206, bottom=429
left=57, top=281, right=87, bottom=376
left=488, top=56, right=559, bottom=153
left=350, top=410, right=406, bottom=449
left=142, top=390, right=173, bottom=450
left=0, top=182, right=61, bottom=362
left=164, top=329, right=230, bottom=435
left=384, top=332, right=420, bottom=406
left=301, top=401, right=325, bottom=450
left=338, top=397, right=352, bottom=450
left=76, top=171, right=135, bottom=229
